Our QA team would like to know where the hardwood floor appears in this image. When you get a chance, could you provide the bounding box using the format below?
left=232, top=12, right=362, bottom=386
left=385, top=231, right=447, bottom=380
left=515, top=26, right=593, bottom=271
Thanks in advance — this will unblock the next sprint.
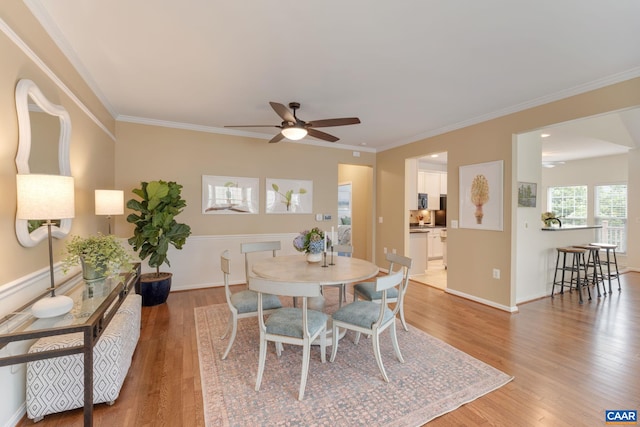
left=17, top=273, right=640, bottom=426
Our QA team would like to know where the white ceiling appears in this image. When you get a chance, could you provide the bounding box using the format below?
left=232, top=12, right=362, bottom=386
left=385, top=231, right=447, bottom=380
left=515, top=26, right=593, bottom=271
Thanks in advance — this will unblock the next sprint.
left=25, top=0, right=640, bottom=155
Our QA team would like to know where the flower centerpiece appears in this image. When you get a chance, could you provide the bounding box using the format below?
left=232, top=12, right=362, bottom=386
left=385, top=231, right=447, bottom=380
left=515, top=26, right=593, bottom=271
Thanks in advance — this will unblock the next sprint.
left=541, top=212, right=562, bottom=228
left=293, top=227, right=332, bottom=263
left=63, top=233, right=134, bottom=283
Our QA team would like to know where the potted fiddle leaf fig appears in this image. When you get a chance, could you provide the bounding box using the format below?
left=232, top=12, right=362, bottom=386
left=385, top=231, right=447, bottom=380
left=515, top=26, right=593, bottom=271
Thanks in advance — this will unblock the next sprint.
left=126, top=180, right=192, bottom=306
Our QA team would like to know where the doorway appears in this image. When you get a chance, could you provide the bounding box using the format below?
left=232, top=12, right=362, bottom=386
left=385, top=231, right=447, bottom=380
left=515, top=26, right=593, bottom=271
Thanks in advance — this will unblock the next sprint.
left=338, top=164, right=374, bottom=261
left=406, top=152, right=448, bottom=290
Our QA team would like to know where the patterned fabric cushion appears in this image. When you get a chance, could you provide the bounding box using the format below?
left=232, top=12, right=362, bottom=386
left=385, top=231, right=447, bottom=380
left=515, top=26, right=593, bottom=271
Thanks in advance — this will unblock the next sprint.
left=353, top=282, right=399, bottom=300
left=26, top=293, right=141, bottom=420
left=231, top=290, right=282, bottom=314
left=265, top=307, right=328, bottom=338
left=332, top=301, right=394, bottom=329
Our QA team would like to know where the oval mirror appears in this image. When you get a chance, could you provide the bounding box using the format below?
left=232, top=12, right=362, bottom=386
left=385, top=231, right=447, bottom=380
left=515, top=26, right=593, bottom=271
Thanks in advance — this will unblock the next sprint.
left=15, top=79, right=72, bottom=247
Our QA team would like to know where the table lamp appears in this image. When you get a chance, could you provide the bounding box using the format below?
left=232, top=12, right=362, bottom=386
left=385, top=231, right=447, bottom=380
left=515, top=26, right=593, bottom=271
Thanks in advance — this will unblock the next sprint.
left=95, top=189, right=124, bottom=234
left=17, top=174, right=75, bottom=318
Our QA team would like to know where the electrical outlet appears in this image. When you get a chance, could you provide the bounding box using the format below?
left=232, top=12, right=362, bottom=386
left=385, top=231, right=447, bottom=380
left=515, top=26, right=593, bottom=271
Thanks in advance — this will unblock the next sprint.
left=492, top=268, right=500, bottom=279
left=383, top=247, right=387, bottom=254
left=392, top=248, right=397, bottom=254
left=315, top=213, right=323, bottom=221
left=378, top=217, right=383, bottom=223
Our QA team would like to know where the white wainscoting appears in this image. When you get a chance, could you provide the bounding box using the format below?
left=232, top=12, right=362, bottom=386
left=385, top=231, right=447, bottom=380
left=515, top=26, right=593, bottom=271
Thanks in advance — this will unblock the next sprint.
left=137, top=233, right=301, bottom=292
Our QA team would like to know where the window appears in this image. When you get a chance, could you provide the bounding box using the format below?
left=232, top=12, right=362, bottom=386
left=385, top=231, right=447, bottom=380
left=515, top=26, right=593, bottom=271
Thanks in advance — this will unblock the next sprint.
left=595, top=184, right=627, bottom=253
left=547, top=186, right=587, bottom=226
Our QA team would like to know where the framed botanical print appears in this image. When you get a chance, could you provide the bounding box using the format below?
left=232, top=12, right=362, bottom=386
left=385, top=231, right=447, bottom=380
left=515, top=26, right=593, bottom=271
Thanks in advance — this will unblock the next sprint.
left=265, top=178, right=313, bottom=214
left=202, top=175, right=259, bottom=214
left=459, top=160, right=503, bottom=230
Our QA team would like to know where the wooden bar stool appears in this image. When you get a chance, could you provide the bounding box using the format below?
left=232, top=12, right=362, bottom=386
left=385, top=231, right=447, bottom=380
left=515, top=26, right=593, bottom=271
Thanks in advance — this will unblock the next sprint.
left=590, top=243, right=621, bottom=294
left=572, top=244, right=606, bottom=297
left=551, top=247, right=590, bottom=304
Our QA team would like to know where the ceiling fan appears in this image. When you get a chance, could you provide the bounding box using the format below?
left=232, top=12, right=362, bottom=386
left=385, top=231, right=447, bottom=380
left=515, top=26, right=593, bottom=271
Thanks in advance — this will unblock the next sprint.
left=225, top=102, right=361, bottom=143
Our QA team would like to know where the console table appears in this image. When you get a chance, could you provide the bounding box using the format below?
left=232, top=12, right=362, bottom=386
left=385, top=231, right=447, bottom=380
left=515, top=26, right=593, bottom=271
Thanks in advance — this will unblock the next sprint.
left=0, top=263, right=140, bottom=426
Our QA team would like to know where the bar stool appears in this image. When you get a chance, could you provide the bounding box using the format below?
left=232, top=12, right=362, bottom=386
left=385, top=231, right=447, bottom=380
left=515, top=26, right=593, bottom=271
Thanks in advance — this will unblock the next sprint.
left=590, top=243, right=621, bottom=294
left=572, top=244, right=606, bottom=297
left=551, top=247, right=590, bottom=304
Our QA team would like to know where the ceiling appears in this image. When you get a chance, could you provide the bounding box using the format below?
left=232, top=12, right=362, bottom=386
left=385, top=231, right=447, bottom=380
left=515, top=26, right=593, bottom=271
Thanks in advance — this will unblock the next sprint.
left=24, top=1, right=640, bottom=154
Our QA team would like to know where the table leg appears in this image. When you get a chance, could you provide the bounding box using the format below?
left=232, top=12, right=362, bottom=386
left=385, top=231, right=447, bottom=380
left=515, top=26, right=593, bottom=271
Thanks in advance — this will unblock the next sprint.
left=84, top=327, right=94, bottom=426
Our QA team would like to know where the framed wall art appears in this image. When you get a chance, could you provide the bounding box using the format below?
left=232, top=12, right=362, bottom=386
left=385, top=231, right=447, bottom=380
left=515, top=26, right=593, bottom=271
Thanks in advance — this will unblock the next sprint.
left=202, top=175, right=259, bottom=214
left=265, top=178, right=313, bottom=214
left=459, top=160, right=503, bottom=230
left=518, top=182, right=537, bottom=208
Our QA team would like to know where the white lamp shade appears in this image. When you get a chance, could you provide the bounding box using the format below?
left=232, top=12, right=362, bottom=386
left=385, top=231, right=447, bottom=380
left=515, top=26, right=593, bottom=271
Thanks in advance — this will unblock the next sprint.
left=281, top=126, right=308, bottom=141
left=16, top=174, right=75, bottom=220
left=95, top=189, right=124, bottom=215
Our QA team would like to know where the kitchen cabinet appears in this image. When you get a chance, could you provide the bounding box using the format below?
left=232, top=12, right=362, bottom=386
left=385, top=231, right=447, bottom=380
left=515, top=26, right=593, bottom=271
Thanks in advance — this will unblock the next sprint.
left=409, top=232, right=428, bottom=275
left=417, top=170, right=446, bottom=210
left=417, top=170, right=426, bottom=193
left=440, top=172, right=447, bottom=194
left=406, top=159, right=418, bottom=210
left=428, top=228, right=443, bottom=259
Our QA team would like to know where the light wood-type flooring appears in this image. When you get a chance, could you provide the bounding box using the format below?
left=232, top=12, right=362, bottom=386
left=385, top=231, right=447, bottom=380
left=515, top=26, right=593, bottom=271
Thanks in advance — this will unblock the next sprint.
left=17, top=272, right=640, bottom=426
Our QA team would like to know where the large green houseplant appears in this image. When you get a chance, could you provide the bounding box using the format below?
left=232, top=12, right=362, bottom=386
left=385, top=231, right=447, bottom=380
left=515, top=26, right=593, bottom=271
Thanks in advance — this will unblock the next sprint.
left=62, top=233, right=134, bottom=282
left=126, top=180, right=192, bottom=305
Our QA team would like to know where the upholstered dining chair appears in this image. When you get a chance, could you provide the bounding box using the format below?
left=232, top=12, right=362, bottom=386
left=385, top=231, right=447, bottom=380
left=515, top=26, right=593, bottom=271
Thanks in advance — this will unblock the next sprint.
left=249, top=276, right=327, bottom=400
left=353, top=252, right=413, bottom=331
left=321, top=244, right=353, bottom=307
left=241, top=241, right=281, bottom=282
left=219, top=250, right=282, bottom=360
left=330, top=269, right=405, bottom=382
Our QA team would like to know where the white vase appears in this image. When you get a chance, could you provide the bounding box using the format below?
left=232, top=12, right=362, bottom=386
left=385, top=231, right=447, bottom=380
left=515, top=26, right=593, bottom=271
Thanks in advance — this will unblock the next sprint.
left=306, top=252, right=322, bottom=263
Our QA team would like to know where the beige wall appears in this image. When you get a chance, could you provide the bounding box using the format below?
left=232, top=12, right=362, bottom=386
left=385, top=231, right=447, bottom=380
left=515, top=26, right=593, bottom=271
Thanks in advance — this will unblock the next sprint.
left=0, top=4, right=116, bottom=287
left=114, top=121, right=376, bottom=241
left=1, top=5, right=118, bottom=423
left=377, top=78, right=640, bottom=308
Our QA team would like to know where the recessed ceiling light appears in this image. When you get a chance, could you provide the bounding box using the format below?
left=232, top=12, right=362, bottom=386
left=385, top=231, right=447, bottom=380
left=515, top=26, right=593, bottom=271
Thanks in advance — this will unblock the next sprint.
left=360, top=142, right=367, bottom=146
left=541, top=133, right=550, bottom=138
left=542, top=161, right=565, bottom=168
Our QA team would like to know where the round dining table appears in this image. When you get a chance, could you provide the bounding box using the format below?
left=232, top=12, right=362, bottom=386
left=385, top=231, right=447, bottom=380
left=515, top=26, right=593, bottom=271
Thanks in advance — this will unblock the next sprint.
left=252, top=254, right=379, bottom=345
left=251, top=254, right=379, bottom=286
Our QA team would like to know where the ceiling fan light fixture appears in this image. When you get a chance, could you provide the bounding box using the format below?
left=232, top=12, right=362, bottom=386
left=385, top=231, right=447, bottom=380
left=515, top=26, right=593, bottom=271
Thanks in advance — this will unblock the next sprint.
left=281, top=126, right=308, bottom=140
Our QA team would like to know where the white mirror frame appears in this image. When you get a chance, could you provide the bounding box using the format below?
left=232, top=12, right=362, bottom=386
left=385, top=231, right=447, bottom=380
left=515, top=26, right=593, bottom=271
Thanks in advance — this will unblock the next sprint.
left=15, top=79, right=72, bottom=247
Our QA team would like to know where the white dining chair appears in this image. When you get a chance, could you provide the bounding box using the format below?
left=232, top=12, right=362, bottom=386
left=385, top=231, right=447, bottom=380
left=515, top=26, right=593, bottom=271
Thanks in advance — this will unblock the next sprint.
left=220, top=250, right=282, bottom=360
left=249, top=276, right=327, bottom=400
left=241, top=241, right=281, bottom=282
left=330, top=269, right=405, bottom=382
left=352, top=252, right=413, bottom=331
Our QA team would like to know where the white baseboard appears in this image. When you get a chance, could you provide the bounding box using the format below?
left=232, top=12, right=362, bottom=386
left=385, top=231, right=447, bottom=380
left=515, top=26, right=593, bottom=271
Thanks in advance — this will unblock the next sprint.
left=445, top=288, right=519, bottom=313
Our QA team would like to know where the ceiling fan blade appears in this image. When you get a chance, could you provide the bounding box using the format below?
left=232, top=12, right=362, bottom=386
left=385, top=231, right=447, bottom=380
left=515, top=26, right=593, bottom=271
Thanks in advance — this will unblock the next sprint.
left=306, top=117, right=361, bottom=128
left=307, top=128, right=339, bottom=142
left=269, top=102, right=296, bottom=123
left=269, top=133, right=286, bottom=143
left=224, top=125, right=280, bottom=128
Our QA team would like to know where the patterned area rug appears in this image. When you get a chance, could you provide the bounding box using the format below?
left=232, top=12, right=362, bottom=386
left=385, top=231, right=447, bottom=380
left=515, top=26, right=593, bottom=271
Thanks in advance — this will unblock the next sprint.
left=195, top=293, right=513, bottom=426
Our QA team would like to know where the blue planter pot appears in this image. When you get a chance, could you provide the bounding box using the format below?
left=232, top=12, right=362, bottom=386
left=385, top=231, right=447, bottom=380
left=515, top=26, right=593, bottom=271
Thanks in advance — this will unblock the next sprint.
left=136, top=273, right=172, bottom=306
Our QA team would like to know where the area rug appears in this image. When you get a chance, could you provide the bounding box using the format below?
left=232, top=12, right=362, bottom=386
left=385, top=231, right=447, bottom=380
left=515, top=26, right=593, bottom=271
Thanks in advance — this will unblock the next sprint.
left=195, top=293, right=513, bottom=426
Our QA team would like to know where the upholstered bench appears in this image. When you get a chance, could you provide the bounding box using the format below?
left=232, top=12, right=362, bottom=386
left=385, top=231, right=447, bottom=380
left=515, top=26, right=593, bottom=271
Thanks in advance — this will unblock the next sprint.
left=26, top=293, right=141, bottom=422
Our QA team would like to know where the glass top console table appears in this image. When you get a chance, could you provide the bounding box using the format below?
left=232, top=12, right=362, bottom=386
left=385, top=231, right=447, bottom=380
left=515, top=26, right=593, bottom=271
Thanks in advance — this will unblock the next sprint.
left=0, top=263, right=140, bottom=426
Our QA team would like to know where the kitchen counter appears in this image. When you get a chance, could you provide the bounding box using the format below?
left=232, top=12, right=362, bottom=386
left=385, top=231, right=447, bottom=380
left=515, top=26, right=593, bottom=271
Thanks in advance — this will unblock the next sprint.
left=541, top=225, right=603, bottom=231
left=409, top=225, right=446, bottom=233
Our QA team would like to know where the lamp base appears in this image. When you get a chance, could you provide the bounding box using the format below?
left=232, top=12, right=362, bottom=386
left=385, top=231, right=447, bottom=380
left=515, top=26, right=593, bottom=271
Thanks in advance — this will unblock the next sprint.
left=32, top=295, right=74, bottom=318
